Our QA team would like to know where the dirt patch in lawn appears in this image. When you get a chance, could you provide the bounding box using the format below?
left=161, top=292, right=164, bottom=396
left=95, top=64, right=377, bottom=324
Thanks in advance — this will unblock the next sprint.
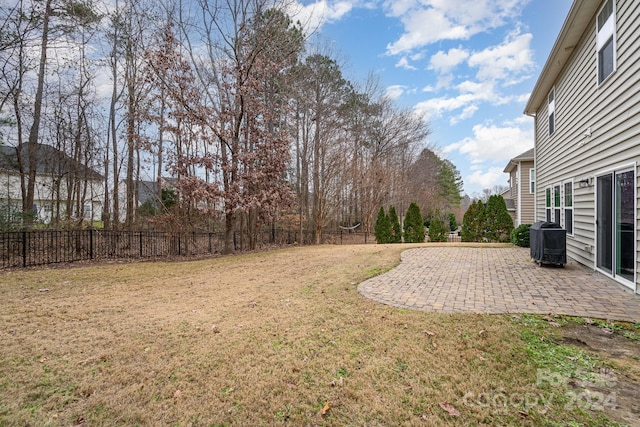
left=560, top=323, right=640, bottom=426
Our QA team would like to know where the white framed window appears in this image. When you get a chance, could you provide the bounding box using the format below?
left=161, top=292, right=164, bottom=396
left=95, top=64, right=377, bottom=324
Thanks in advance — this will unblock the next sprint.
left=564, top=180, right=574, bottom=236
left=530, top=169, right=536, bottom=194
left=545, top=187, right=552, bottom=222
left=597, top=0, right=616, bottom=84
left=548, top=88, right=555, bottom=136
left=553, top=184, right=561, bottom=224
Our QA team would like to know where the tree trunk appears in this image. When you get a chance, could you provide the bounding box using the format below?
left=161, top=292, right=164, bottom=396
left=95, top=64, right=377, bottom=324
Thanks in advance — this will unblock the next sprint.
left=24, top=0, right=52, bottom=227
left=224, top=210, right=234, bottom=254
left=125, top=31, right=136, bottom=229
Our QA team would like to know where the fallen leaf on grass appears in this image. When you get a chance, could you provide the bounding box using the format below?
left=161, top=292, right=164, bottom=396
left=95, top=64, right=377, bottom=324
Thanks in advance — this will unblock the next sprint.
left=39, top=288, right=50, bottom=292
left=321, top=402, right=330, bottom=415
left=584, top=317, right=593, bottom=324
left=173, top=390, right=182, bottom=398
left=602, top=327, right=613, bottom=335
left=423, top=330, right=435, bottom=336
left=438, top=402, right=460, bottom=417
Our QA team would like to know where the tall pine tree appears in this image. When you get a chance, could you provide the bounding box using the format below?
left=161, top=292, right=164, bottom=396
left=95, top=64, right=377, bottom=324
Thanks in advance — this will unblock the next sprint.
left=485, top=195, right=514, bottom=242
left=428, top=209, right=447, bottom=242
left=403, top=202, right=425, bottom=243
left=389, top=206, right=402, bottom=243
left=461, top=200, right=486, bottom=242
left=375, top=207, right=392, bottom=244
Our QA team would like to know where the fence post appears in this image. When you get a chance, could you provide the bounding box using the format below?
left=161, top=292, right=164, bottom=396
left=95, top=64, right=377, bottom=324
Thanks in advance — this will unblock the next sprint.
left=178, top=234, right=181, bottom=256
left=22, top=230, right=27, bottom=268
left=139, top=232, right=143, bottom=258
left=89, top=229, right=94, bottom=260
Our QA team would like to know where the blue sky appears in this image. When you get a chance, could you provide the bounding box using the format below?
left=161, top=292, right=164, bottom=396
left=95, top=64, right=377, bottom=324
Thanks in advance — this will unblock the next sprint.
left=287, top=0, right=573, bottom=197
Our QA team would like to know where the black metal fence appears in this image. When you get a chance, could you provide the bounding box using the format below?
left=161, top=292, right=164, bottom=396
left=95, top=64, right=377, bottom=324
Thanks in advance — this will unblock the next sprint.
left=0, top=228, right=376, bottom=269
left=0, top=228, right=461, bottom=269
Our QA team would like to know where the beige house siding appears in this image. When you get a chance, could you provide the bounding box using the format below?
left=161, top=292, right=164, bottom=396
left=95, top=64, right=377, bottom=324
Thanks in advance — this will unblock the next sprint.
left=510, top=169, right=518, bottom=216
left=529, top=0, right=640, bottom=292
left=0, top=171, right=104, bottom=223
left=519, top=161, right=535, bottom=224
left=503, top=153, right=534, bottom=227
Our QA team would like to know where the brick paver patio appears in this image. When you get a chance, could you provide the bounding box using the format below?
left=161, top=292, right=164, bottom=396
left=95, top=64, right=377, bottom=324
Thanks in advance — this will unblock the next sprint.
left=358, top=246, right=640, bottom=322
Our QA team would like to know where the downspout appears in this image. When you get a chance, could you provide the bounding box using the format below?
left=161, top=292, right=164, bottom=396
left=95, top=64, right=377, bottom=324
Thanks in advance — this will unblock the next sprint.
left=525, top=111, right=537, bottom=222
left=517, top=162, right=522, bottom=226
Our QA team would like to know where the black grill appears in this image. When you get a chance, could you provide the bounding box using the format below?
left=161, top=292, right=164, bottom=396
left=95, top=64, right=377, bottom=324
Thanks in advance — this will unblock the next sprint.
left=530, top=221, right=566, bottom=266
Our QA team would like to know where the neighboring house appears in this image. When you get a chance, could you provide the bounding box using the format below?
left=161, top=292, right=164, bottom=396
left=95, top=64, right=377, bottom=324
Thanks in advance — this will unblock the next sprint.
left=524, top=0, right=639, bottom=293
left=117, top=178, right=178, bottom=220
left=0, top=143, right=104, bottom=224
left=502, top=148, right=535, bottom=227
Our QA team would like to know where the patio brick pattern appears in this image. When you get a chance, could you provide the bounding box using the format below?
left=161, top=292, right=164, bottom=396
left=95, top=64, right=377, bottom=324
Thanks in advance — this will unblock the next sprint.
left=358, top=247, right=640, bottom=322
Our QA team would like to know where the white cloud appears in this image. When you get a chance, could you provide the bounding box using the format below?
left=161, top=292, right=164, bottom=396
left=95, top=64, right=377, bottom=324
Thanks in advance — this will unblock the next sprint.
left=467, top=167, right=509, bottom=189
left=384, top=0, right=418, bottom=17
left=395, top=57, right=417, bottom=70
left=468, top=31, right=533, bottom=82
left=443, top=122, right=533, bottom=163
left=385, top=85, right=407, bottom=99
left=384, top=0, right=528, bottom=55
left=450, top=105, right=479, bottom=125
left=428, top=47, right=469, bottom=74
left=504, top=115, right=534, bottom=126
left=414, top=79, right=507, bottom=120
left=386, top=8, right=468, bottom=54
left=456, top=80, right=496, bottom=98
left=287, top=0, right=356, bottom=31
left=436, top=74, right=454, bottom=89
left=414, top=94, right=477, bottom=120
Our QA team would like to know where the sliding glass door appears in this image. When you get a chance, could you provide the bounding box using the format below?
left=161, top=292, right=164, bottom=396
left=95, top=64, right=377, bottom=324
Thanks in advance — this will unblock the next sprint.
left=596, top=170, right=635, bottom=287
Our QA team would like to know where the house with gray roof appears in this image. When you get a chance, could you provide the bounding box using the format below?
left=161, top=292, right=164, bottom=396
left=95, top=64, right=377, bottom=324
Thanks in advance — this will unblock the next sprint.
left=0, top=143, right=104, bottom=225
left=502, top=148, right=535, bottom=227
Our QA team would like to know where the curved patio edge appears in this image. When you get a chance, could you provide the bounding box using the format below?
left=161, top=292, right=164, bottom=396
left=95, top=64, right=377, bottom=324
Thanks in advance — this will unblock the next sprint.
left=358, top=246, right=640, bottom=322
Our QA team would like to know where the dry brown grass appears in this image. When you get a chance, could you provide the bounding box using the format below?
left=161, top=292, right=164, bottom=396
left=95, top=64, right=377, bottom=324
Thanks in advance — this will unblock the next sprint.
left=0, top=244, right=625, bottom=426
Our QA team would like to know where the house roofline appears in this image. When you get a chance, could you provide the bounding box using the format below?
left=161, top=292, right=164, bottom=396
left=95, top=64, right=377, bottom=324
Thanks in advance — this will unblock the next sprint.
left=524, top=1, right=600, bottom=115
left=503, top=148, right=534, bottom=173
